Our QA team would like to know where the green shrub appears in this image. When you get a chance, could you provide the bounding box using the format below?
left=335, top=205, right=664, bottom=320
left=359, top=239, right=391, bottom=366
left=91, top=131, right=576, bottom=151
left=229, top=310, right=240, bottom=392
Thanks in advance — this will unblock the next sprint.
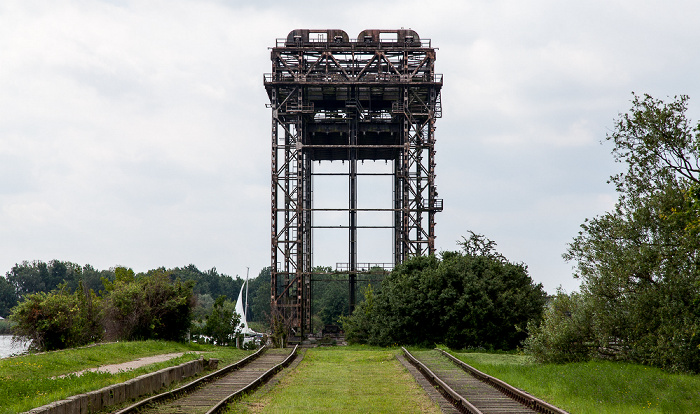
left=102, top=268, right=195, bottom=342
left=342, top=234, right=547, bottom=349
left=0, top=318, right=13, bottom=334
left=9, top=283, right=101, bottom=351
left=203, top=295, right=240, bottom=346
left=524, top=290, right=597, bottom=363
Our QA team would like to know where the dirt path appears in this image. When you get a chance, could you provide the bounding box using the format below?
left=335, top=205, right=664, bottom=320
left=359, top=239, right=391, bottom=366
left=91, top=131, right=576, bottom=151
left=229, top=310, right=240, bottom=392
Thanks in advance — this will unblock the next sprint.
left=62, top=352, right=193, bottom=377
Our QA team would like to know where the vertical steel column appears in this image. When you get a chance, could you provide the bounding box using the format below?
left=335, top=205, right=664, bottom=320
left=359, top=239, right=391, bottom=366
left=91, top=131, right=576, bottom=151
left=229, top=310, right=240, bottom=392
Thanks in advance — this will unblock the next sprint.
left=428, top=88, right=438, bottom=250
left=294, top=86, right=304, bottom=335
left=348, top=89, right=358, bottom=312
left=303, top=151, right=312, bottom=333
left=270, top=88, right=278, bottom=311
left=393, top=157, right=401, bottom=266
left=265, top=29, right=442, bottom=337
left=401, top=86, right=411, bottom=259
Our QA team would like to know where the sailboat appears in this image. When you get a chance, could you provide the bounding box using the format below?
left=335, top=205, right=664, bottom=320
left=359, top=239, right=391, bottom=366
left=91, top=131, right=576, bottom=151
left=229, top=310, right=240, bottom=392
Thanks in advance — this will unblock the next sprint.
left=235, top=268, right=257, bottom=336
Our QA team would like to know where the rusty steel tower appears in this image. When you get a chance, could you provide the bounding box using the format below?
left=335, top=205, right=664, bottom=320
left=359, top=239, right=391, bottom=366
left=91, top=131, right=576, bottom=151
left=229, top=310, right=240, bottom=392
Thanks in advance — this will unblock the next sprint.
left=264, top=29, right=443, bottom=338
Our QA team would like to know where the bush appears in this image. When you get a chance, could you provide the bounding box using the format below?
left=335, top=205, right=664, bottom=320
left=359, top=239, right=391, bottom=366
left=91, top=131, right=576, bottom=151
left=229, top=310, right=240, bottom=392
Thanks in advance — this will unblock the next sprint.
left=553, top=95, right=700, bottom=372
left=342, top=234, right=547, bottom=349
left=9, top=283, right=101, bottom=351
left=102, top=269, right=195, bottom=342
left=524, top=290, right=597, bottom=363
left=203, top=295, right=240, bottom=346
left=0, top=318, right=13, bottom=334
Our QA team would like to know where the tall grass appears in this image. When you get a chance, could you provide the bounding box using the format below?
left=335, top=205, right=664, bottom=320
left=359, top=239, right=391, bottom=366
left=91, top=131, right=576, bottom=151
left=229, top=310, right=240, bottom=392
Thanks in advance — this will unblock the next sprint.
left=0, top=340, right=251, bottom=414
left=228, top=346, right=441, bottom=414
left=450, top=351, right=700, bottom=413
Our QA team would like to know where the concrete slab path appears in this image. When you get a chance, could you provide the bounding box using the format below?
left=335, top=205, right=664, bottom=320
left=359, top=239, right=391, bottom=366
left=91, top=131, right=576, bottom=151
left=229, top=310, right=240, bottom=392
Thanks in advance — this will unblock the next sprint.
left=62, top=352, right=195, bottom=377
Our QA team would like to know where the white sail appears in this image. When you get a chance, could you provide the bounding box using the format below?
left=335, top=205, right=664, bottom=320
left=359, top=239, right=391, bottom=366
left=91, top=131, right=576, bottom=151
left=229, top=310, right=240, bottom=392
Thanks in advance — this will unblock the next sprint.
left=235, top=278, right=256, bottom=335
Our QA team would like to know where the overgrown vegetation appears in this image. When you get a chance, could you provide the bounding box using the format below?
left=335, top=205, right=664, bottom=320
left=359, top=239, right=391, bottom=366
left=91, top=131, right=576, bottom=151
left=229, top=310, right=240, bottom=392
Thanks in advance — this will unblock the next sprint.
left=449, top=350, right=700, bottom=413
left=0, top=261, right=277, bottom=351
left=10, top=282, right=101, bottom=351
left=226, top=346, right=441, bottom=414
left=196, top=296, right=241, bottom=346
left=1, top=256, right=393, bottom=349
left=0, top=261, right=273, bottom=322
left=342, top=232, right=547, bottom=349
left=102, top=268, right=196, bottom=342
left=8, top=267, right=197, bottom=350
left=309, top=266, right=380, bottom=332
left=0, top=318, right=13, bottom=335
left=526, top=94, right=700, bottom=373
left=0, top=340, right=251, bottom=414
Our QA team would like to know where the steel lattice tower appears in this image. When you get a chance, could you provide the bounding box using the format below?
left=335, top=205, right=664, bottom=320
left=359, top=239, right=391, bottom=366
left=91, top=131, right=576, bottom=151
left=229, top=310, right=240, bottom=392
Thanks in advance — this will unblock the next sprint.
left=264, top=29, right=443, bottom=338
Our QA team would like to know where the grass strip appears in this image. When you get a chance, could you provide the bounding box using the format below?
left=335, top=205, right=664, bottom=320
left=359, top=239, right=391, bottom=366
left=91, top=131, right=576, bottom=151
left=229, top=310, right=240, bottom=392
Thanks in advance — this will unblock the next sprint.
left=449, top=351, right=700, bottom=414
left=227, top=346, right=442, bottom=414
left=0, top=340, right=251, bottom=414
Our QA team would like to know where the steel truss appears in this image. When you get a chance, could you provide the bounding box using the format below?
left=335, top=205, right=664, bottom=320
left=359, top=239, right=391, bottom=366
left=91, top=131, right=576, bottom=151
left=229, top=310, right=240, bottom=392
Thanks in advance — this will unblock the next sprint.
left=264, top=29, right=443, bottom=338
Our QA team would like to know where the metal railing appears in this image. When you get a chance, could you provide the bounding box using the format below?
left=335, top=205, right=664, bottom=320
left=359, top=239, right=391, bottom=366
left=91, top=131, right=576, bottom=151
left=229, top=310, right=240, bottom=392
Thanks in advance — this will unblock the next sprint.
left=264, top=72, right=443, bottom=84
left=335, top=262, right=393, bottom=272
left=275, top=38, right=433, bottom=48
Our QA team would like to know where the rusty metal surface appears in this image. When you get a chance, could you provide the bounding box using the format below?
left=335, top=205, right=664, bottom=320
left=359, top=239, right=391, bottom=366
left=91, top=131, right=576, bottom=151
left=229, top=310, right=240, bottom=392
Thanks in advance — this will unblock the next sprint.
left=265, top=29, right=443, bottom=337
left=405, top=348, right=553, bottom=414
left=122, top=347, right=296, bottom=414
left=436, top=349, right=570, bottom=414
left=396, top=353, right=460, bottom=414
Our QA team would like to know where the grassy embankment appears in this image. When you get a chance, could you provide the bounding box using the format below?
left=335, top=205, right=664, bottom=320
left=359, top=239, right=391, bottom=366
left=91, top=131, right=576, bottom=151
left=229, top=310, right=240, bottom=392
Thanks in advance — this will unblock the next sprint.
left=449, top=350, right=700, bottom=414
left=227, top=345, right=441, bottom=414
left=0, top=340, right=251, bottom=414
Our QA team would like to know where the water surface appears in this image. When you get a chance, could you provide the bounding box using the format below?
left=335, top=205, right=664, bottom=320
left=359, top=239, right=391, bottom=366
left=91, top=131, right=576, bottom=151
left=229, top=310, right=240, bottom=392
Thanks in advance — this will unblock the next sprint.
left=0, top=335, right=30, bottom=359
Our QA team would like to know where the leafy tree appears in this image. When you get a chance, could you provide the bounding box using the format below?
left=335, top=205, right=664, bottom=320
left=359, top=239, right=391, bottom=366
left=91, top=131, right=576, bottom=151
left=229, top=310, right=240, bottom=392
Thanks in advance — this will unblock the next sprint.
left=310, top=266, right=383, bottom=333
left=311, top=267, right=349, bottom=329
left=9, top=282, right=102, bottom=351
left=193, top=293, right=215, bottom=321
left=203, top=295, right=241, bottom=346
left=0, top=276, right=17, bottom=318
left=545, top=94, right=700, bottom=372
left=247, top=267, right=271, bottom=323
left=342, top=235, right=547, bottom=349
left=6, top=261, right=49, bottom=297
left=169, top=264, right=242, bottom=301
left=102, top=269, right=195, bottom=342
left=80, top=264, right=114, bottom=294
left=524, top=290, right=597, bottom=363
left=5, top=260, right=84, bottom=298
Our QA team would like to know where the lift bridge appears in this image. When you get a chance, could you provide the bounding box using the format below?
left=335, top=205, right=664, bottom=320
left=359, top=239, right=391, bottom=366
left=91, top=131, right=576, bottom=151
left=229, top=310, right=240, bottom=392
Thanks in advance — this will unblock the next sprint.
left=264, top=29, right=443, bottom=338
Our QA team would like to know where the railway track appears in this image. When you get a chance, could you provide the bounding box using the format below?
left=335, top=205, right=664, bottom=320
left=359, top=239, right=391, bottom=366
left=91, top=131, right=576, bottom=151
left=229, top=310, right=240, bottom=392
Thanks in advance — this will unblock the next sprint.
left=115, top=345, right=297, bottom=414
left=403, top=348, right=569, bottom=414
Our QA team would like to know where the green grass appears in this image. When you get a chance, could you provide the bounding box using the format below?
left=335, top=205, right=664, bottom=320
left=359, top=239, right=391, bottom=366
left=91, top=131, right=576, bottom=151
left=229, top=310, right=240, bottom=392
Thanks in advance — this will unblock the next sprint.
left=227, top=345, right=441, bottom=414
left=449, top=351, right=700, bottom=413
left=0, top=340, right=251, bottom=414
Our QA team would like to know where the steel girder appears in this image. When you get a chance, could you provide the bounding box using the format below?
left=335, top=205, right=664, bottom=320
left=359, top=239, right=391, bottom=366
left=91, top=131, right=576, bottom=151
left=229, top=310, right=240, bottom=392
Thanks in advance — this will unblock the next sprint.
left=265, top=29, right=442, bottom=338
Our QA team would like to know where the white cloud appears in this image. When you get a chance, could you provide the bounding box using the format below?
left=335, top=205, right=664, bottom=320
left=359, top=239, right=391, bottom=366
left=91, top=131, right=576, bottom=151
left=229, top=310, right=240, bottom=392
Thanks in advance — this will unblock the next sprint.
left=1, top=0, right=699, bottom=291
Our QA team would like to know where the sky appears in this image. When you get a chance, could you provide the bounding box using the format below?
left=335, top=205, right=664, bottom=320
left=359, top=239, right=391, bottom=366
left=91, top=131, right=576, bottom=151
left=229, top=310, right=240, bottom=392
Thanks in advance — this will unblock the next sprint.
left=2, top=0, right=700, bottom=294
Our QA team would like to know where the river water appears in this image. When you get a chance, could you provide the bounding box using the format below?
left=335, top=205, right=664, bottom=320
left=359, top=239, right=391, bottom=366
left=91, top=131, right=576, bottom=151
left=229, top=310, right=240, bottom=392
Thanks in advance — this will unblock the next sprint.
left=0, top=335, right=30, bottom=358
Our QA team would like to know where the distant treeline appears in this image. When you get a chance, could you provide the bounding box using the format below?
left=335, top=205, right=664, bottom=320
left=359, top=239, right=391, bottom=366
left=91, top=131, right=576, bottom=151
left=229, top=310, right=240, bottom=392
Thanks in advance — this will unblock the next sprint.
left=0, top=260, right=271, bottom=322
left=0, top=260, right=364, bottom=333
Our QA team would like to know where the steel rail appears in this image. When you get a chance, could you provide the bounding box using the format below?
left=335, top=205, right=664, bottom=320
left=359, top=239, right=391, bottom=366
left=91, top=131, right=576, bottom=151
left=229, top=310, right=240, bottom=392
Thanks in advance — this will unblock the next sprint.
left=402, top=347, right=483, bottom=414
left=114, top=346, right=297, bottom=414
left=114, top=346, right=268, bottom=414
left=435, top=349, right=570, bottom=414
left=206, top=345, right=298, bottom=414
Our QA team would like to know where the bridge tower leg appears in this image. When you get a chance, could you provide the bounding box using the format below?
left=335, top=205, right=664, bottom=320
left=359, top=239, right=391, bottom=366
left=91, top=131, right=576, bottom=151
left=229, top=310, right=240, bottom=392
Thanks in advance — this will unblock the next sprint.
left=265, top=29, right=443, bottom=339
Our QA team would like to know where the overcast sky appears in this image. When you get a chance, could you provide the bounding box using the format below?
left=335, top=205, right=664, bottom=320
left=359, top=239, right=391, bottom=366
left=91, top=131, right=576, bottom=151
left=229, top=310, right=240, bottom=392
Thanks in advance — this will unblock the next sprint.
left=2, top=0, right=700, bottom=293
